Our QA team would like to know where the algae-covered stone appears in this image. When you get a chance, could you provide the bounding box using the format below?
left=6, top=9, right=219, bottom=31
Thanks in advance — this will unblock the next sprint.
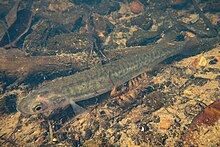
left=47, top=32, right=94, bottom=54
left=23, top=19, right=68, bottom=55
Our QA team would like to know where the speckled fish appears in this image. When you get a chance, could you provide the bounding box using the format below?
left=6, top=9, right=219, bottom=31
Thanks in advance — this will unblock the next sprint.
left=17, top=38, right=217, bottom=115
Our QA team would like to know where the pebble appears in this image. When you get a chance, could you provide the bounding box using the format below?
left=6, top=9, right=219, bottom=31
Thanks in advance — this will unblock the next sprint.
left=159, top=117, right=172, bottom=130
left=129, top=0, right=144, bottom=14
left=198, top=56, right=208, bottom=67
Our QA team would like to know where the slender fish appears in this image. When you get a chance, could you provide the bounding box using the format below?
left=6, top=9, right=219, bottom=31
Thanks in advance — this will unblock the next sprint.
left=17, top=38, right=216, bottom=115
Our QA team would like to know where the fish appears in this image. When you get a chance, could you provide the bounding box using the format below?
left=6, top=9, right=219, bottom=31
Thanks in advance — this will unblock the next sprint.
left=17, top=37, right=218, bottom=115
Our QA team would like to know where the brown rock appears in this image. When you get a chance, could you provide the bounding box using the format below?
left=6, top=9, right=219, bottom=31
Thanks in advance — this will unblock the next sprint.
left=48, top=0, right=74, bottom=12
left=129, top=0, right=144, bottom=14
left=159, top=117, right=172, bottom=130
left=184, top=99, right=220, bottom=146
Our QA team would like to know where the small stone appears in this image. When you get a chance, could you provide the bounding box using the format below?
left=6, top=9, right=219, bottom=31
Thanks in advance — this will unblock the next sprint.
left=48, top=0, right=74, bottom=12
left=189, top=14, right=200, bottom=24
left=159, top=117, right=172, bottom=130
left=129, top=0, right=144, bottom=14
left=183, top=90, right=193, bottom=96
left=52, top=137, right=58, bottom=142
left=198, top=56, right=208, bottom=67
left=185, top=32, right=196, bottom=38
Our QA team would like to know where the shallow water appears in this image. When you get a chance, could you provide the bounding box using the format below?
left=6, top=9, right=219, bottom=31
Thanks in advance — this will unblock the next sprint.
left=0, top=0, right=220, bottom=146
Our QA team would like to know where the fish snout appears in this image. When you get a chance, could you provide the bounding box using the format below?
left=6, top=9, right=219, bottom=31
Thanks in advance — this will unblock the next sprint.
left=17, top=98, right=34, bottom=115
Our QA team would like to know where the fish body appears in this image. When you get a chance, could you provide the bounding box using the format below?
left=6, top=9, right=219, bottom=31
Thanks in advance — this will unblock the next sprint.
left=17, top=39, right=196, bottom=115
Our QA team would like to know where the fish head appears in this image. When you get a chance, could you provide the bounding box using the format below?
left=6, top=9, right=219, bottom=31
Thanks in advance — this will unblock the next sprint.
left=17, top=89, right=69, bottom=115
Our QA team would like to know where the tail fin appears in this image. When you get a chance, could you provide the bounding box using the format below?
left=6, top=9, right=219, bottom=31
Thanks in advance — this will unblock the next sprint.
left=181, top=37, right=220, bottom=56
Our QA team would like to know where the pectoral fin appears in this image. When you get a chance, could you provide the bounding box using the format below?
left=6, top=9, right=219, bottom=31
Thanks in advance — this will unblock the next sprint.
left=70, top=100, right=86, bottom=115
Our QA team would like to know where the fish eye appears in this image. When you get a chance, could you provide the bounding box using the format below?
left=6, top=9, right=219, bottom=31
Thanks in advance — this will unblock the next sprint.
left=32, top=103, right=45, bottom=112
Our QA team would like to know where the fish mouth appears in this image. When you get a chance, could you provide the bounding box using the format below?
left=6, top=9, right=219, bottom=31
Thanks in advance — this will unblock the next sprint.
left=16, top=105, right=27, bottom=115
